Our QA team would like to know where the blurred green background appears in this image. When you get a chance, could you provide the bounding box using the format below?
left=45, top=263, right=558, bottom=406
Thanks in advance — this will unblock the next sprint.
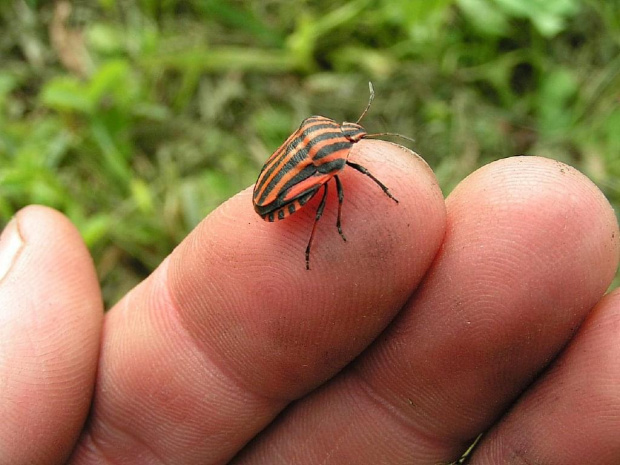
left=0, top=0, right=618, bottom=306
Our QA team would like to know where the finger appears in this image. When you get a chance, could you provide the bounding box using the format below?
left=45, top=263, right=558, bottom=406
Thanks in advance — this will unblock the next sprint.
left=234, top=156, right=620, bottom=464
left=69, top=140, right=446, bottom=464
left=471, top=288, right=620, bottom=464
left=0, top=206, right=103, bottom=464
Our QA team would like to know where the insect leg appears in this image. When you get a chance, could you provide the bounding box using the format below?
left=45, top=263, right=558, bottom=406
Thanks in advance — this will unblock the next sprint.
left=346, top=161, right=399, bottom=203
left=305, top=183, right=329, bottom=270
left=334, top=175, right=347, bottom=242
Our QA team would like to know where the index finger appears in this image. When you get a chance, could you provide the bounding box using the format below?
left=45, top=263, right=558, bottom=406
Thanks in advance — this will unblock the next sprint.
left=69, top=140, right=447, bottom=464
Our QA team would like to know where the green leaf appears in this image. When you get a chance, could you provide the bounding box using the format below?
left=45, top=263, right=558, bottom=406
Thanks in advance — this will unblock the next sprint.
left=456, top=0, right=510, bottom=36
left=81, top=213, right=112, bottom=247
left=40, top=77, right=94, bottom=114
left=493, top=0, right=580, bottom=36
left=536, top=68, right=578, bottom=135
left=195, top=0, right=284, bottom=47
left=130, top=178, right=155, bottom=214
left=0, top=73, right=18, bottom=108
left=87, top=59, right=133, bottom=106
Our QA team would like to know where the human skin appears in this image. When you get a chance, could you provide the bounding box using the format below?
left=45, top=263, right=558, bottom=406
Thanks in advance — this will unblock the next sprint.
left=0, top=140, right=619, bottom=464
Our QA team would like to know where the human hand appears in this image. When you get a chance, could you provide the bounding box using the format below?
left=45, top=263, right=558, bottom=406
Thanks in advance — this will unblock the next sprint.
left=1, top=141, right=619, bottom=464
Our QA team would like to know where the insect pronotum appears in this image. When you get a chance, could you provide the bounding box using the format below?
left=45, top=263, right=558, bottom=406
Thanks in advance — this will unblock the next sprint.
left=252, top=82, right=412, bottom=270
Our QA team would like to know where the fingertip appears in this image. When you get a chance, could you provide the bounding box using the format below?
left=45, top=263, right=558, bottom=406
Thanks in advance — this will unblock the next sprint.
left=170, top=139, right=447, bottom=396
left=448, top=156, right=619, bottom=287
left=0, top=205, right=102, bottom=463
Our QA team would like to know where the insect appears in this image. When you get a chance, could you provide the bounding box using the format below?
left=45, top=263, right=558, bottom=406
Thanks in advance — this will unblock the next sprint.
left=252, top=82, right=411, bottom=270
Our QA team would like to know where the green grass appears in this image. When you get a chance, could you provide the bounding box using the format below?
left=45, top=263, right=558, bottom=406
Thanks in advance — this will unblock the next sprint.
left=1, top=0, right=618, bottom=305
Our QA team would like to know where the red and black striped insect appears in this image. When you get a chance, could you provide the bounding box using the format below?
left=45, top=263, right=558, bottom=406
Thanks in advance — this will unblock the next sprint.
left=253, top=83, right=410, bottom=270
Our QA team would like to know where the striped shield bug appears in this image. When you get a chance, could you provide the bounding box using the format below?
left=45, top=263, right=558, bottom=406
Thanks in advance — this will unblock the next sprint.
left=252, top=82, right=412, bottom=270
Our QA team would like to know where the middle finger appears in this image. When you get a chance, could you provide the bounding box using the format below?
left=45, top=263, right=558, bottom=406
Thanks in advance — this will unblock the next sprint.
left=235, top=156, right=619, bottom=464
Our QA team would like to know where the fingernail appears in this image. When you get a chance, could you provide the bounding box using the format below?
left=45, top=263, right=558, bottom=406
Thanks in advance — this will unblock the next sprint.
left=0, top=218, right=24, bottom=282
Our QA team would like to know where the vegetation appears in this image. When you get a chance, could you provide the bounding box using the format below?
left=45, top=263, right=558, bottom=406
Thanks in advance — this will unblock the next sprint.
left=1, top=0, right=618, bottom=305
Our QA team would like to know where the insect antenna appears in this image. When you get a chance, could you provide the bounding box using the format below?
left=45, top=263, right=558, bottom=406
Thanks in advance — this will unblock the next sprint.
left=357, top=82, right=415, bottom=145
left=356, top=82, right=376, bottom=124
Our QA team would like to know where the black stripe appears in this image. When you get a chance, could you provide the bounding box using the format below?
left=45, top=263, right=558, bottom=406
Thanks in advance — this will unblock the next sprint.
left=317, top=158, right=347, bottom=174
left=268, top=131, right=345, bottom=190
left=255, top=122, right=338, bottom=202
left=259, top=138, right=347, bottom=207
left=299, top=191, right=313, bottom=205
left=277, top=164, right=319, bottom=199
left=255, top=183, right=320, bottom=216
left=313, top=140, right=351, bottom=160
left=256, top=128, right=341, bottom=205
